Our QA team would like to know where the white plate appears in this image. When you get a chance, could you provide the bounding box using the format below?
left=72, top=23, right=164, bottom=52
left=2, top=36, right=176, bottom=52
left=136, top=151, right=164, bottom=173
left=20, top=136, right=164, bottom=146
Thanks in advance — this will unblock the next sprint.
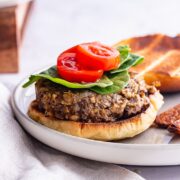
left=11, top=68, right=180, bottom=166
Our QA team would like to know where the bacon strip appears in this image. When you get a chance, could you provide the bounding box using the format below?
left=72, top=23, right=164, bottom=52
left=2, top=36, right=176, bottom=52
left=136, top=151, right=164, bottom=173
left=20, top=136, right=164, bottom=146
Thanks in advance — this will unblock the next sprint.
left=155, top=104, right=180, bottom=134
left=168, top=120, right=180, bottom=134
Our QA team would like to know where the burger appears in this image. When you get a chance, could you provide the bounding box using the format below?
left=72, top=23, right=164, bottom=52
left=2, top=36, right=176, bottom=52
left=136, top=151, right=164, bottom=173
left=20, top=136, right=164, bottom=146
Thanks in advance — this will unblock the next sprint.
left=23, top=42, right=164, bottom=141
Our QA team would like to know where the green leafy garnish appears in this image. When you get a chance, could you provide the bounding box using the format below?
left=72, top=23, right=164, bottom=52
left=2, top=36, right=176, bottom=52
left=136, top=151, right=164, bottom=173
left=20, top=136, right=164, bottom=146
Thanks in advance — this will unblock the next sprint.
left=117, top=45, right=131, bottom=65
left=23, top=66, right=113, bottom=89
left=23, top=45, right=143, bottom=94
left=90, top=71, right=129, bottom=94
left=110, top=53, right=144, bottom=74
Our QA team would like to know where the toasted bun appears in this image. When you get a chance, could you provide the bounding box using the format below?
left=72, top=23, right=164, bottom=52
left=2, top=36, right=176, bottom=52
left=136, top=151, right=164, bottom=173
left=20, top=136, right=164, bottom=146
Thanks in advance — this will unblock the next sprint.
left=114, top=34, right=180, bottom=92
left=28, top=92, right=163, bottom=141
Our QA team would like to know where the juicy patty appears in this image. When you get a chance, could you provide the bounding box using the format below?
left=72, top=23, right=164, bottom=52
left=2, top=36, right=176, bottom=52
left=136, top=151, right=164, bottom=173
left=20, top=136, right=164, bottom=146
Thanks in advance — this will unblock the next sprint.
left=35, top=78, right=156, bottom=123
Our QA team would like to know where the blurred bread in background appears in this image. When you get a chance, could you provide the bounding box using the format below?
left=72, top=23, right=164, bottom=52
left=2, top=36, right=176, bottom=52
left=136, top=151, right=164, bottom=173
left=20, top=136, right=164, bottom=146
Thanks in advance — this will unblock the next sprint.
left=114, top=34, right=180, bottom=92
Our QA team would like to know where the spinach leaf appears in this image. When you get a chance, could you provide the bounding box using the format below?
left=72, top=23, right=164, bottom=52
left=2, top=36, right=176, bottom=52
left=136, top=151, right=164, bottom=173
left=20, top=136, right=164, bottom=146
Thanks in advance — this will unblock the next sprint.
left=23, top=66, right=129, bottom=94
left=117, top=45, right=131, bottom=65
left=110, top=53, right=144, bottom=74
left=90, top=71, right=129, bottom=94
left=23, top=66, right=113, bottom=89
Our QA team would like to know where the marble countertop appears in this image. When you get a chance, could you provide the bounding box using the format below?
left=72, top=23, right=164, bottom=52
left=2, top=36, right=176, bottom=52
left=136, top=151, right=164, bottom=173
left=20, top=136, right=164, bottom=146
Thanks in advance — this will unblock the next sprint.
left=1, top=0, right=180, bottom=179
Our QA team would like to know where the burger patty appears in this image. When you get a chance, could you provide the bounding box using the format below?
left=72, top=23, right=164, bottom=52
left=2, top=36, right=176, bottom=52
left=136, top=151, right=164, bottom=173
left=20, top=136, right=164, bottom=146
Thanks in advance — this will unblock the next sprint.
left=35, top=78, right=157, bottom=122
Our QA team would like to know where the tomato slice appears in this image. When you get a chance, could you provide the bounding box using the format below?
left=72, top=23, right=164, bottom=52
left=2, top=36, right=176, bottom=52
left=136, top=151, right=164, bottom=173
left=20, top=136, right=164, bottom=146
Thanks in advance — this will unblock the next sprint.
left=63, top=45, right=77, bottom=53
left=76, top=42, right=120, bottom=71
left=57, top=52, right=103, bottom=83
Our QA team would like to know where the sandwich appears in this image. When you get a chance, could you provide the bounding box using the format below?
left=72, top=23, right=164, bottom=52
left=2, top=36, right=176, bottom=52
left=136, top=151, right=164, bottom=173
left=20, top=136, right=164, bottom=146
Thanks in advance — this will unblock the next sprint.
left=23, top=42, right=163, bottom=141
left=114, top=34, right=180, bottom=92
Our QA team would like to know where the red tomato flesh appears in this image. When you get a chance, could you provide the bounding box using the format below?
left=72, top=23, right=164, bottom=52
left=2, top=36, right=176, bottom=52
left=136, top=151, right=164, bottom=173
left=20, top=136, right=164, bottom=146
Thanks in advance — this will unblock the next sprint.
left=57, top=53, right=103, bottom=83
left=76, top=42, right=120, bottom=71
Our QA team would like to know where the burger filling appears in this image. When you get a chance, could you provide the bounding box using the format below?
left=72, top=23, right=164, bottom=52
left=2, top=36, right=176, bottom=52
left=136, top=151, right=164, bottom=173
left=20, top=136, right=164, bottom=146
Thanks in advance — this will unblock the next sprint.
left=35, top=78, right=157, bottom=123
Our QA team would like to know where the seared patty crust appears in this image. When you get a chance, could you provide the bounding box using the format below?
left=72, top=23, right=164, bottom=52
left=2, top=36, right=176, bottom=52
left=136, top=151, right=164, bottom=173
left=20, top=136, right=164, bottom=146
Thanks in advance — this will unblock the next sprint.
left=35, top=78, right=157, bottom=122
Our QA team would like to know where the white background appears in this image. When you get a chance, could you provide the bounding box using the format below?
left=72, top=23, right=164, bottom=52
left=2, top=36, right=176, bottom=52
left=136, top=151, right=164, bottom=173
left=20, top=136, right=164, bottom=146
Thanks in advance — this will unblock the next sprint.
left=1, top=0, right=180, bottom=179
